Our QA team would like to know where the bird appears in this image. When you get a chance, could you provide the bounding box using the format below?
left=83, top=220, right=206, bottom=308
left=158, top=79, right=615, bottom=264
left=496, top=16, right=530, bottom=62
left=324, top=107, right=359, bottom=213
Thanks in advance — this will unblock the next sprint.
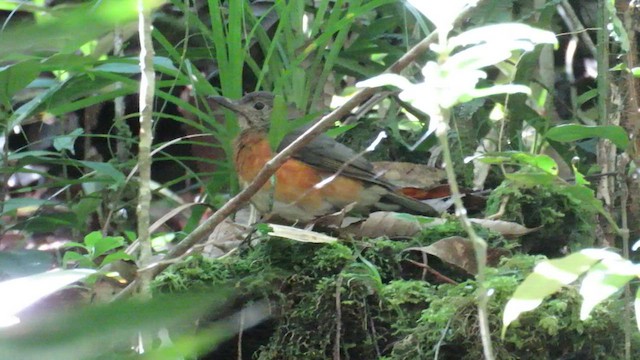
left=210, top=91, right=439, bottom=223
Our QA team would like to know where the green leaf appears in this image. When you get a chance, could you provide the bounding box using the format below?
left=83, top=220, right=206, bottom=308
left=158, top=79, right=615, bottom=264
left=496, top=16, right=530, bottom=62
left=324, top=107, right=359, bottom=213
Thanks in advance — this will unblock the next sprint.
left=0, top=0, right=165, bottom=59
left=82, top=231, right=103, bottom=250
left=62, top=252, right=95, bottom=269
left=0, top=290, right=237, bottom=359
left=512, top=153, right=558, bottom=175
left=91, top=236, right=125, bottom=258
left=0, top=60, right=40, bottom=109
left=99, top=252, right=134, bottom=267
left=53, top=128, right=84, bottom=155
left=80, top=161, right=126, bottom=189
left=93, top=56, right=177, bottom=74
left=267, top=94, right=291, bottom=150
left=576, top=88, right=598, bottom=107
left=502, top=249, right=615, bottom=336
left=545, top=124, right=629, bottom=149
left=477, top=151, right=558, bottom=175
left=579, top=256, right=638, bottom=320
left=1, top=198, right=57, bottom=216
left=325, top=123, right=359, bottom=138
left=82, top=231, right=125, bottom=258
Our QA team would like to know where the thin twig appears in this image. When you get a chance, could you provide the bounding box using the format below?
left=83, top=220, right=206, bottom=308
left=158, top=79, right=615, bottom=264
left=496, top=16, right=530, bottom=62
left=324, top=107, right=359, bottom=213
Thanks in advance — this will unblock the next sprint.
left=405, top=259, right=458, bottom=285
left=333, top=275, right=343, bottom=360
left=558, top=1, right=597, bottom=57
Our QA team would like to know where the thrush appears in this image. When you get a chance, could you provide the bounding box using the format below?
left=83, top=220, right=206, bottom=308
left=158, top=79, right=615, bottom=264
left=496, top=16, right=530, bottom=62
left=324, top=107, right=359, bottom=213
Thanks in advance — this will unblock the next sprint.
left=211, top=91, right=439, bottom=223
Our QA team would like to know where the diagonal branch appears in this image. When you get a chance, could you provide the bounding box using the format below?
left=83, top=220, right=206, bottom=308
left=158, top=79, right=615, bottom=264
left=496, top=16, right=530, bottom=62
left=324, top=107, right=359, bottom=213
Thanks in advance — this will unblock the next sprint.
left=113, top=5, right=478, bottom=300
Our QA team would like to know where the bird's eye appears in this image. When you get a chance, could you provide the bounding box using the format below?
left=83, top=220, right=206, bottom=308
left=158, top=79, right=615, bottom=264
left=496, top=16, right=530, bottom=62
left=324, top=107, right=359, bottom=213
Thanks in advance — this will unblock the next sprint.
left=253, top=102, right=265, bottom=110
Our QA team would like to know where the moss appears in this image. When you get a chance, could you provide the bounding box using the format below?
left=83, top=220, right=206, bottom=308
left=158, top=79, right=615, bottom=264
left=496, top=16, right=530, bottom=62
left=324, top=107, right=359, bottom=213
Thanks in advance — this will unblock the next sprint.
left=388, top=255, right=640, bottom=360
left=485, top=181, right=597, bottom=255
left=153, top=233, right=631, bottom=359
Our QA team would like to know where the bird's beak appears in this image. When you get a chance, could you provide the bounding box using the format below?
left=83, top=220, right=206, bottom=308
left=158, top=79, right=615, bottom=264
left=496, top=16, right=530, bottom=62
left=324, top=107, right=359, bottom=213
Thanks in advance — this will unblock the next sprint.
left=210, top=96, right=240, bottom=113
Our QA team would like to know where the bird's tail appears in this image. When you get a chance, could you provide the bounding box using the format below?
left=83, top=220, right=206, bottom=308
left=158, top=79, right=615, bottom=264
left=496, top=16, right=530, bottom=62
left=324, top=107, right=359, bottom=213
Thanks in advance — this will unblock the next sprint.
left=378, top=192, right=439, bottom=217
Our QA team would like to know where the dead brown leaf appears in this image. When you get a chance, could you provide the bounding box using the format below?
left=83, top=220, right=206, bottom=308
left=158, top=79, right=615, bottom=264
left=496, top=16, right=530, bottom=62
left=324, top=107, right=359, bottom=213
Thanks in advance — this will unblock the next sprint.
left=343, top=211, right=446, bottom=238
left=405, top=236, right=478, bottom=275
left=469, top=218, right=542, bottom=238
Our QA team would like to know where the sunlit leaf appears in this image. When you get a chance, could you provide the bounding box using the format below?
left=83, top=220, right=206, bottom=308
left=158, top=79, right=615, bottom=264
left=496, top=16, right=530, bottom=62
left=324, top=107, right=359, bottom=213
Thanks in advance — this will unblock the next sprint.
left=449, top=23, right=558, bottom=49
left=407, top=0, right=479, bottom=35
left=502, top=249, right=618, bottom=336
left=0, top=290, right=241, bottom=360
left=0, top=0, right=165, bottom=59
left=0, top=269, right=95, bottom=327
left=545, top=124, right=629, bottom=149
left=579, top=257, right=638, bottom=320
left=356, top=73, right=413, bottom=90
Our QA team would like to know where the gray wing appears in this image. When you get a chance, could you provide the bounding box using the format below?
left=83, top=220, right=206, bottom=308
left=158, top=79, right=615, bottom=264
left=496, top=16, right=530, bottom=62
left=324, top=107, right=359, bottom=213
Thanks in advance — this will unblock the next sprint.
left=277, top=127, right=392, bottom=188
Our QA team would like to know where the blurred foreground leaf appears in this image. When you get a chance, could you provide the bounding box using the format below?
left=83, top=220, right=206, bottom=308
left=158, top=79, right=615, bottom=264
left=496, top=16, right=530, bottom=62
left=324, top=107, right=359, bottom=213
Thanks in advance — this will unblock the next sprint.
left=0, top=269, right=95, bottom=327
left=0, top=288, right=258, bottom=360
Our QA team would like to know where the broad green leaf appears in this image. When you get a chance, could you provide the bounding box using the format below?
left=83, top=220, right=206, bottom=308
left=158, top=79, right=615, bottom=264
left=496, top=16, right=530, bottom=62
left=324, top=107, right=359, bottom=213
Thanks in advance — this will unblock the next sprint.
left=476, top=152, right=558, bottom=175
left=79, top=161, right=126, bottom=188
left=579, top=256, right=638, bottom=320
left=0, top=60, right=40, bottom=108
left=53, top=128, right=83, bottom=155
left=502, top=249, right=613, bottom=336
left=0, top=0, right=165, bottom=59
left=16, top=212, right=81, bottom=233
left=0, top=290, right=238, bottom=360
left=576, top=88, right=598, bottom=107
left=81, top=231, right=126, bottom=258
left=512, top=153, right=558, bottom=175
left=0, top=269, right=95, bottom=327
left=82, top=231, right=103, bottom=250
left=561, top=184, right=614, bottom=225
left=1, top=198, right=57, bottom=216
left=545, top=124, right=629, bottom=149
left=8, top=150, right=61, bottom=161
left=99, top=252, right=134, bottom=267
left=62, top=252, right=95, bottom=269
left=93, top=56, right=177, bottom=74
left=91, top=236, right=125, bottom=258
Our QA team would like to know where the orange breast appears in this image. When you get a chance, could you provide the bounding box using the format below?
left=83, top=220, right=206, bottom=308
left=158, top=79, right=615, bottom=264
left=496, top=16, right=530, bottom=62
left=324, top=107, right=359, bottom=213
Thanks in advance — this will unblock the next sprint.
left=234, top=130, right=366, bottom=216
